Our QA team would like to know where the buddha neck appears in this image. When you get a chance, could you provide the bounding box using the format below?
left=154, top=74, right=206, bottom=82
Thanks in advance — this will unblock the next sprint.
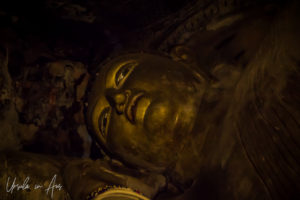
left=167, top=64, right=243, bottom=185
left=168, top=86, right=233, bottom=187
left=166, top=64, right=269, bottom=198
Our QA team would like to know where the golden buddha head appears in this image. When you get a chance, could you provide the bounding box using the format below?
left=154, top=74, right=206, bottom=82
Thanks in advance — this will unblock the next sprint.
left=87, top=53, right=206, bottom=172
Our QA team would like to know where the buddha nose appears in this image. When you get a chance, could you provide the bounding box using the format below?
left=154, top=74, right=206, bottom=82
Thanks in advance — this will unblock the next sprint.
left=105, top=89, right=130, bottom=114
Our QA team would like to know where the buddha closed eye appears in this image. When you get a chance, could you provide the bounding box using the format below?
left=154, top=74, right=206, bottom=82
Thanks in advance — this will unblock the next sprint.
left=87, top=53, right=206, bottom=171
left=99, top=107, right=111, bottom=137
left=115, top=61, right=137, bottom=86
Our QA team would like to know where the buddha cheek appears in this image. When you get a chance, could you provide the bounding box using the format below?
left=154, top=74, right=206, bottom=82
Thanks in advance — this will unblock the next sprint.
left=144, top=101, right=175, bottom=135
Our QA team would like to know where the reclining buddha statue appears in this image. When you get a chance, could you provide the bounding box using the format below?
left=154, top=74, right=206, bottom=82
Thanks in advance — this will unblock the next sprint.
left=1, top=0, right=299, bottom=199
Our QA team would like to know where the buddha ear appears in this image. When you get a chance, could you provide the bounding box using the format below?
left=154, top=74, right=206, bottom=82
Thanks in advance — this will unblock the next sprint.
left=170, top=45, right=196, bottom=64
left=170, top=45, right=215, bottom=83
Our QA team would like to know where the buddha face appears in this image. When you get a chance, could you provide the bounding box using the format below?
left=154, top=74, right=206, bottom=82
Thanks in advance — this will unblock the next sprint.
left=87, top=53, right=206, bottom=171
